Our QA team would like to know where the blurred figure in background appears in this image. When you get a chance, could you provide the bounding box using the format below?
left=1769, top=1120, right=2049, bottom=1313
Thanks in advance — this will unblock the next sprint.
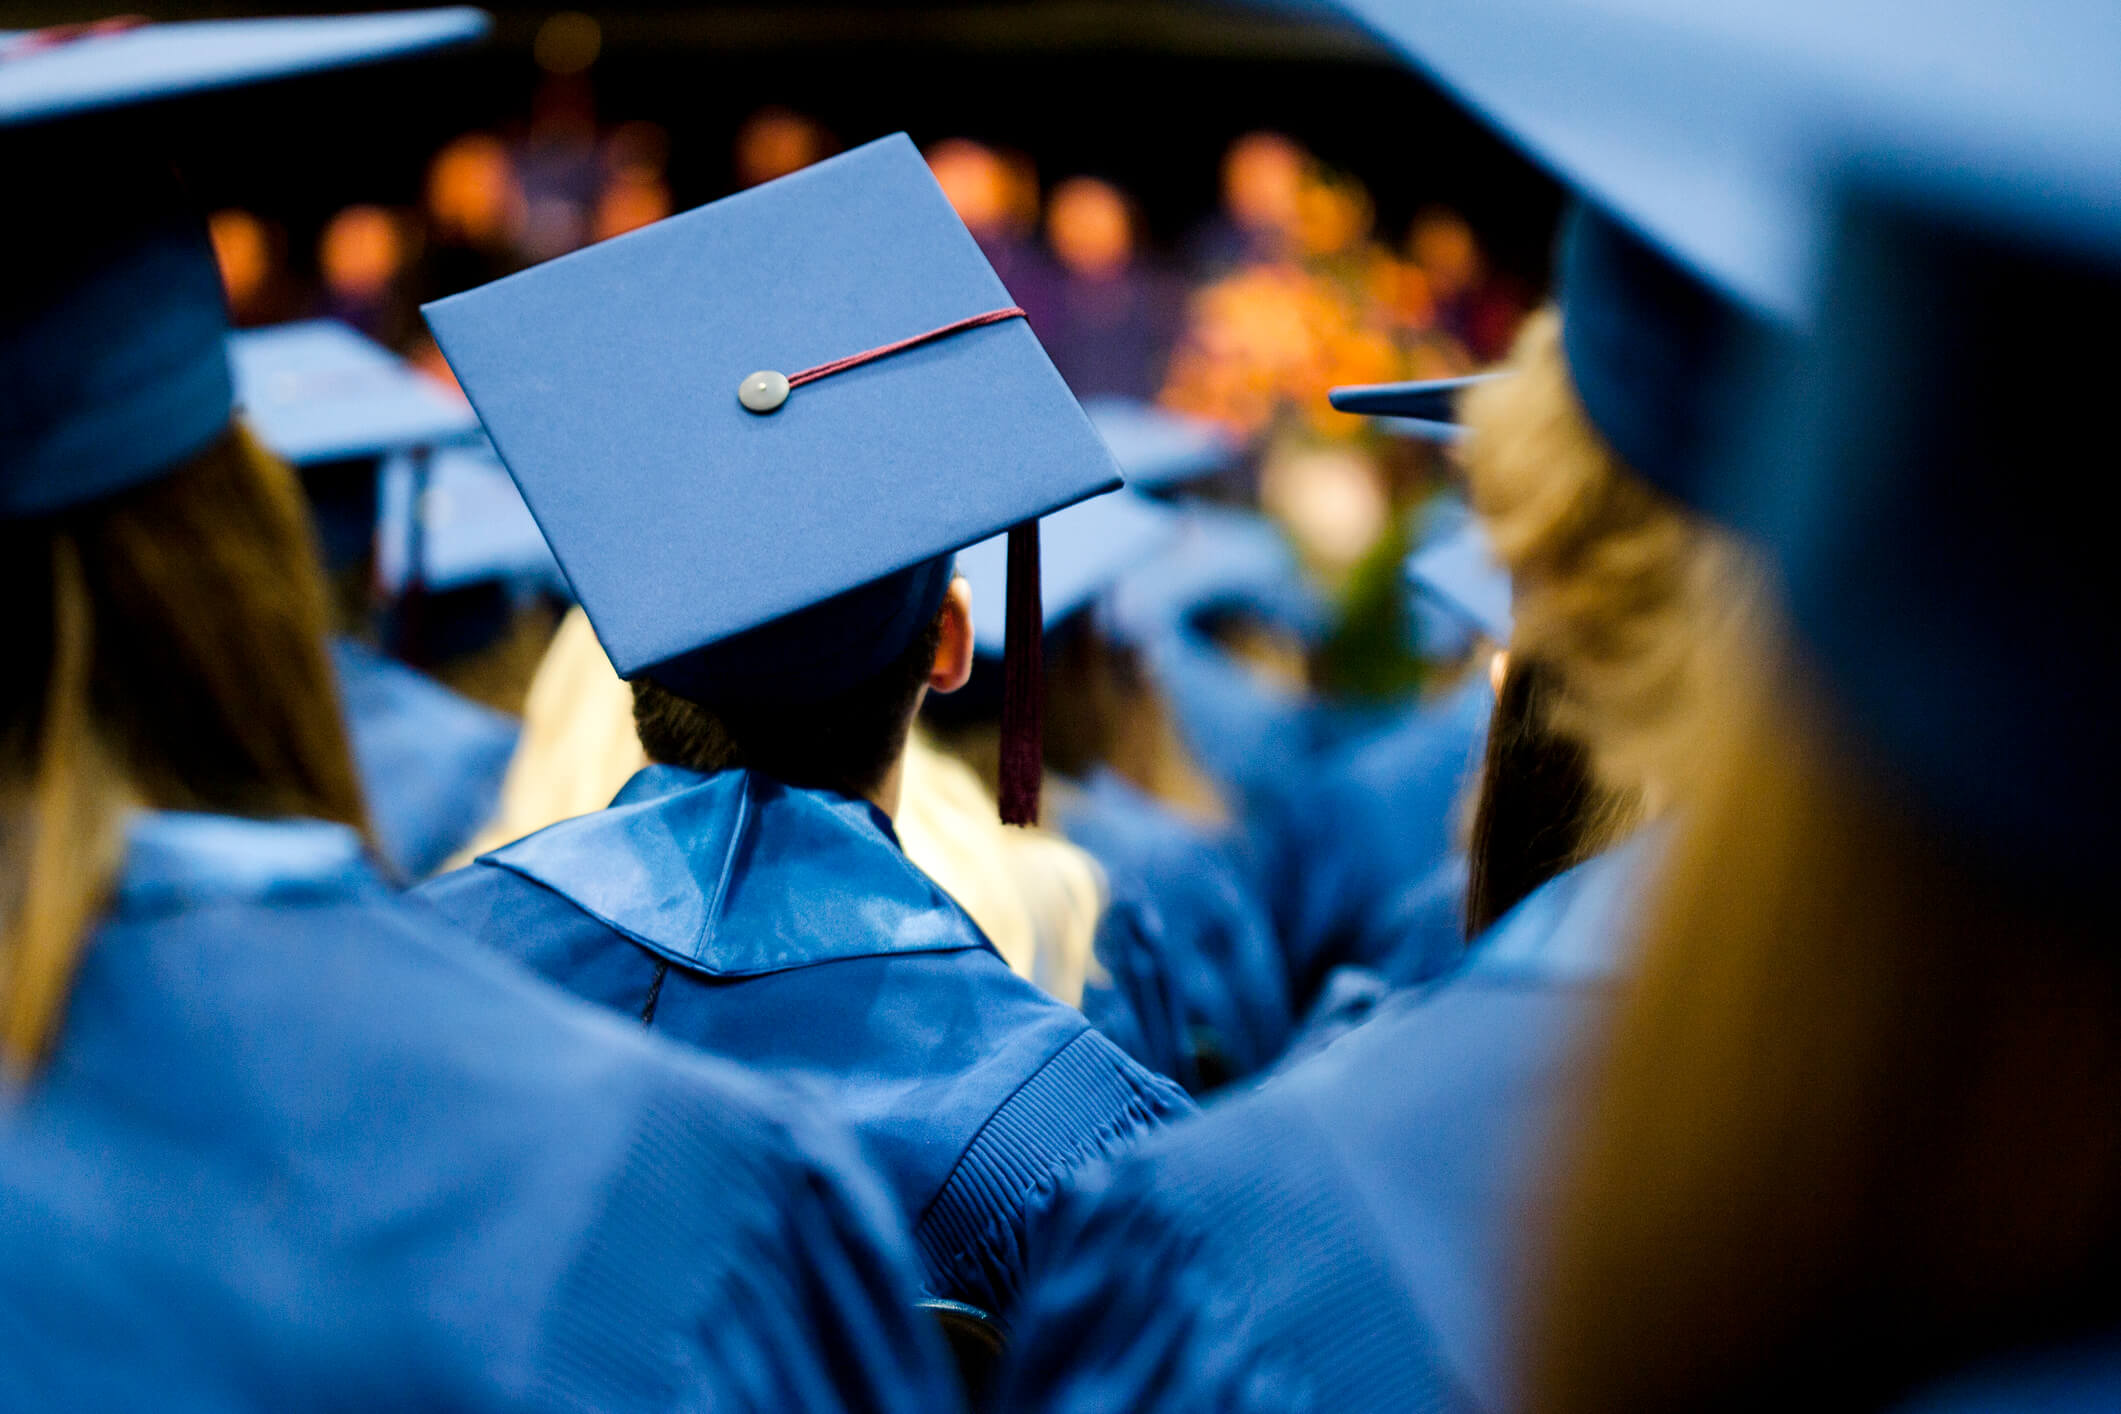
left=225, top=318, right=522, bottom=881
left=317, top=202, right=411, bottom=339
left=1040, top=175, right=1182, bottom=401
left=0, top=18, right=954, bottom=1412
left=932, top=490, right=1294, bottom=1095
left=1253, top=506, right=1507, bottom=1024
left=424, top=131, right=528, bottom=293
left=929, top=136, right=1059, bottom=331
left=1191, top=130, right=1306, bottom=271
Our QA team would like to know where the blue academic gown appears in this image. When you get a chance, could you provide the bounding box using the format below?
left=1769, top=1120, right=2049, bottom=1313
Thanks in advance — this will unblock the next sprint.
left=413, top=764, right=1192, bottom=1321
left=330, top=636, right=517, bottom=880
left=1058, top=768, right=1293, bottom=1093
left=0, top=810, right=957, bottom=1414
left=994, top=841, right=1649, bottom=1414
left=1251, top=674, right=1494, bottom=1012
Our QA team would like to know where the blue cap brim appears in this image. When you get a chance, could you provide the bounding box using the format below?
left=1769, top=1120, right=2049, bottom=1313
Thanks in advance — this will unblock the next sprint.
left=0, top=10, right=491, bottom=127
left=1327, top=372, right=1508, bottom=423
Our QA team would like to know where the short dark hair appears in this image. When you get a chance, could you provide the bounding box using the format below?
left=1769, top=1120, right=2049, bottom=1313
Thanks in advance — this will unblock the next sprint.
left=632, top=606, right=945, bottom=800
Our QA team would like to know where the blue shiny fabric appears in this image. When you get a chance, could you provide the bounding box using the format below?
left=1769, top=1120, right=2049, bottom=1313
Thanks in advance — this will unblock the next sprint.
left=413, top=764, right=1191, bottom=1320
left=330, top=638, right=517, bottom=880
left=1059, top=769, right=1293, bottom=1093
left=0, top=810, right=957, bottom=1413
left=996, top=843, right=1648, bottom=1414
left=1889, top=1337, right=2121, bottom=1414
left=1251, top=675, right=1494, bottom=1012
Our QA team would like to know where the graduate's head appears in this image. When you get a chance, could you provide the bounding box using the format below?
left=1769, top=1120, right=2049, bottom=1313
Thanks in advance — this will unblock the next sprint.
left=1518, top=37, right=2121, bottom=1409
left=0, top=10, right=488, bottom=1074
left=0, top=423, right=370, bottom=1074
left=1457, top=302, right=1766, bottom=816
left=630, top=570, right=974, bottom=806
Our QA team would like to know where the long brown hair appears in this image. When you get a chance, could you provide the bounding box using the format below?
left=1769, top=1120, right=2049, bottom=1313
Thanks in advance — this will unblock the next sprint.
left=1525, top=629, right=2121, bottom=1412
left=1462, top=654, right=1627, bottom=938
left=1, top=424, right=367, bottom=1073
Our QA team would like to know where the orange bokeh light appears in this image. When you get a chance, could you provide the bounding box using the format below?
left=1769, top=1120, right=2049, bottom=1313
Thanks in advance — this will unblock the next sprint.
left=927, top=138, right=1016, bottom=240
left=1047, top=177, right=1134, bottom=280
left=319, top=205, right=406, bottom=303
left=426, top=134, right=525, bottom=248
left=208, top=208, right=271, bottom=315
left=735, top=107, right=832, bottom=188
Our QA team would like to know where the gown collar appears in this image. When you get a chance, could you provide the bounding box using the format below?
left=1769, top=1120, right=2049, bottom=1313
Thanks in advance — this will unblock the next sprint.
left=114, top=811, right=378, bottom=917
left=482, top=764, right=992, bottom=977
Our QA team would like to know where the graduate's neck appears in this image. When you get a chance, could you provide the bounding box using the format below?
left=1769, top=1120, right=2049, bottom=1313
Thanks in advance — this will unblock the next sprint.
left=866, top=752, right=907, bottom=822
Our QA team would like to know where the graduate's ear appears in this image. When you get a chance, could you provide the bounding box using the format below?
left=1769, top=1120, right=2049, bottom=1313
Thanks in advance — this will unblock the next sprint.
left=929, top=576, right=976, bottom=695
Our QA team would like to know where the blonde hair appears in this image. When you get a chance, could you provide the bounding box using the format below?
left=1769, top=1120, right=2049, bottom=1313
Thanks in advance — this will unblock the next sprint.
left=461, top=606, right=646, bottom=862
left=1459, top=308, right=1762, bottom=818
left=1, top=426, right=366, bottom=1074
left=466, top=607, right=1102, bottom=1001
left=1525, top=620, right=2121, bottom=1412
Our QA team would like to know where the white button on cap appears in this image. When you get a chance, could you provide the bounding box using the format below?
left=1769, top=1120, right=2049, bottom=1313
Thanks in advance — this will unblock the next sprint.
left=739, top=369, right=790, bottom=413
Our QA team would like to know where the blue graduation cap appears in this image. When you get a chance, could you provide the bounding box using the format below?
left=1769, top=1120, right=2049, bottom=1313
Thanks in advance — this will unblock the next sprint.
left=228, top=319, right=480, bottom=467
left=1405, top=520, right=1511, bottom=646
left=424, top=133, right=1123, bottom=822
left=1718, top=75, right=2121, bottom=900
left=0, top=10, right=489, bottom=520
left=1329, top=0, right=1815, bottom=504
left=957, top=491, right=1182, bottom=656
left=1081, top=397, right=1241, bottom=491
left=375, top=438, right=565, bottom=597
left=1328, top=372, right=1508, bottom=444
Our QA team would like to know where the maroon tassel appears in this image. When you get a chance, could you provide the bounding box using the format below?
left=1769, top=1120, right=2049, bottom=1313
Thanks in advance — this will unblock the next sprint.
left=997, top=519, right=1044, bottom=826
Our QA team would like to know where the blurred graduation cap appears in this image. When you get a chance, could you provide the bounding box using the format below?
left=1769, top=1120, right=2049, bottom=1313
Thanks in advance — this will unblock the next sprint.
left=1406, top=519, right=1511, bottom=648
left=375, top=438, right=565, bottom=598
left=1327, top=372, right=1508, bottom=444
left=1722, top=88, right=2121, bottom=899
left=0, top=11, right=490, bottom=520
left=228, top=318, right=478, bottom=466
left=424, top=133, right=1122, bottom=823
left=1081, top=397, right=1241, bottom=491
left=1327, top=0, right=1821, bottom=505
left=957, top=490, right=1182, bottom=656
left=227, top=317, right=483, bottom=570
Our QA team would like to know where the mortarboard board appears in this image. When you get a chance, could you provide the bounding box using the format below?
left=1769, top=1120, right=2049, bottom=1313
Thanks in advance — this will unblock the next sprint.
left=0, top=10, right=490, bottom=519
left=1405, top=519, right=1511, bottom=646
left=957, top=490, right=1181, bottom=656
left=227, top=318, right=480, bottom=467
left=375, top=437, right=566, bottom=597
left=424, top=132, right=1123, bottom=822
left=1081, top=397, right=1241, bottom=491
